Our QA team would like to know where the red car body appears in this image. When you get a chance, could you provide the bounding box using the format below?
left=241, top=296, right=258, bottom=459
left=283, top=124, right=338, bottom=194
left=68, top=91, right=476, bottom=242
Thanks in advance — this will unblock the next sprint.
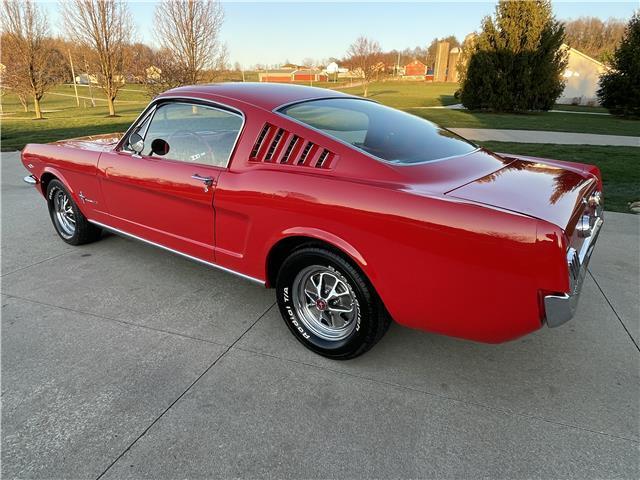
left=21, top=83, right=604, bottom=344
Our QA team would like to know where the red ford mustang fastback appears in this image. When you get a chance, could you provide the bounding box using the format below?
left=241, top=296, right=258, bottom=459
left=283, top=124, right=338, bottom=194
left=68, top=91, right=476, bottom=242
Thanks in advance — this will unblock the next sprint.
left=21, top=83, right=603, bottom=359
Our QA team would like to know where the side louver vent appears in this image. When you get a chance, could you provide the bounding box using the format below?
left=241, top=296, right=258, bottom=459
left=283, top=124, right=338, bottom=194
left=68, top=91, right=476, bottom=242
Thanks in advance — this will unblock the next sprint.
left=265, top=128, right=285, bottom=161
left=280, top=135, right=299, bottom=163
left=249, top=123, right=336, bottom=169
left=297, top=142, right=314, bottom=165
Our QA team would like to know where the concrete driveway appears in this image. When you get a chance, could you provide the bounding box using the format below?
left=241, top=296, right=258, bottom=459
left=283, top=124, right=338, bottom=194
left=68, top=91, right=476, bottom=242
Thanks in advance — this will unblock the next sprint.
left=1, top=151, right=638, bottom=479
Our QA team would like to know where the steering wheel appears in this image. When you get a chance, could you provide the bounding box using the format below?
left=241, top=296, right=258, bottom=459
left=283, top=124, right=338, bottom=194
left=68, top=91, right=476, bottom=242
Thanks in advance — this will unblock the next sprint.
left=166, top=130, right=214, bottom=164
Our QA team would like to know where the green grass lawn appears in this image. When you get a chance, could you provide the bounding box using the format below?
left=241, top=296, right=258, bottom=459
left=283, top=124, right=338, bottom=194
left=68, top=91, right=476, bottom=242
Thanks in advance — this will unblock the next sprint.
left=337, top=81, right=459, bottom=108
left=410, top=108, right=640, bottom=137
left=1, top=84, right=148, bottom=151
left=551, top=104, right=609, bottom=113
left=479, top=141, right=640, bottom=213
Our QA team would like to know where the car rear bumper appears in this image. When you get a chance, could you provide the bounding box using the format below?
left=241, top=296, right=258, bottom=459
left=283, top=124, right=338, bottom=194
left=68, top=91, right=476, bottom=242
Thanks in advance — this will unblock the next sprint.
left=544, top=214, right=603, bottom=328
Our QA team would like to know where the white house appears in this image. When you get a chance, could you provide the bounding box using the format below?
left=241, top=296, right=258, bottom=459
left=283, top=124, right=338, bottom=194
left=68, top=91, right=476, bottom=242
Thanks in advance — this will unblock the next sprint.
left=74, top=73, right=98, bottom=85
left=558, top=45, right=609, bottom=106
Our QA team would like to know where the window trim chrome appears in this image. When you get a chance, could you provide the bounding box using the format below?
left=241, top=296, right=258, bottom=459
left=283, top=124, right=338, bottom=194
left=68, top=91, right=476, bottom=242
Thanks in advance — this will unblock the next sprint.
left=273, top=97, right=480, bottom=167
left=116, top=95, right=246, bottom=169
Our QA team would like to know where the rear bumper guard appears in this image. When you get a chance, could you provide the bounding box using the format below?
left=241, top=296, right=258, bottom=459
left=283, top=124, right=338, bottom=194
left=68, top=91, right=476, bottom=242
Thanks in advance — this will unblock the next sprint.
left=544, top=215, right=603, bottom=328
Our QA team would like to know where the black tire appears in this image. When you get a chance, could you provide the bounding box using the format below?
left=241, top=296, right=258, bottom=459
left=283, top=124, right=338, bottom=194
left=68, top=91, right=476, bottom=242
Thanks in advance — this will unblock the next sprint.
left=276, top=247, right=391, bottom=359
left=46, top=179, right=101, bottom=245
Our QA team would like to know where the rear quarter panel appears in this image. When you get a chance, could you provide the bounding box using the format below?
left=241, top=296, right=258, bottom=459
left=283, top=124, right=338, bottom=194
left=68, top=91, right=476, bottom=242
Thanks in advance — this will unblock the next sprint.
left=215, top=163, right=554, bottom=343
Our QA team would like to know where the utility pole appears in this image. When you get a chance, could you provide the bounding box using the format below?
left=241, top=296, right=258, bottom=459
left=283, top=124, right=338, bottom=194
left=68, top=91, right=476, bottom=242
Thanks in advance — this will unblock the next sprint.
left=84, top=57, right=95, bottom=107
left=68, top=50, right=80, bottom=107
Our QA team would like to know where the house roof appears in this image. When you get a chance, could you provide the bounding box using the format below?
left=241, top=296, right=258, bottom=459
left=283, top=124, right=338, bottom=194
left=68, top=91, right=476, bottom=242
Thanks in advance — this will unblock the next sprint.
left=562, top=44, right=608, bottom=69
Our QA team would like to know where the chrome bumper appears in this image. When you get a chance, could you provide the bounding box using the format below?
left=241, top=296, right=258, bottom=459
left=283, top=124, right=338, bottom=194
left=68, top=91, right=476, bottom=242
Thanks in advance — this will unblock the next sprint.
left=23, top=174, right=37, bottom=185
left=544, top=215, right=603, bottom=328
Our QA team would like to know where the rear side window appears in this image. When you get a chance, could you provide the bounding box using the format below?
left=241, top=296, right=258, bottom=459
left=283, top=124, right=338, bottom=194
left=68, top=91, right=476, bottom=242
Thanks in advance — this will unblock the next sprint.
left=280, top=98, right=477, bottom=164
left=143, top=102, right=243, bottom=167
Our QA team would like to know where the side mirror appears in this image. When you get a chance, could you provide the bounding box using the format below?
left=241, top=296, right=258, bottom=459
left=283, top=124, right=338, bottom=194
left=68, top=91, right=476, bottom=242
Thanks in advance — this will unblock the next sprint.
left=151, top=138, right=170, bottom=156
left=129, top=133, right=144, bottom=155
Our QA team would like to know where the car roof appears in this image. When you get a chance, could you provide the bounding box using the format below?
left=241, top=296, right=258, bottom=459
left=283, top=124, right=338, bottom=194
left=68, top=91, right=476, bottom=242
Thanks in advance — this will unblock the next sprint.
left=163, top=82, right=354, bottom=111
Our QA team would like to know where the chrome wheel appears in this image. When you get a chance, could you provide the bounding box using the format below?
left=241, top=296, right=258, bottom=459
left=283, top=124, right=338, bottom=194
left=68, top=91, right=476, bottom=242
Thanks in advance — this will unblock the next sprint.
left=292, top=265, right=359, bottom=341
left=52, top=189, right=76, bottom=239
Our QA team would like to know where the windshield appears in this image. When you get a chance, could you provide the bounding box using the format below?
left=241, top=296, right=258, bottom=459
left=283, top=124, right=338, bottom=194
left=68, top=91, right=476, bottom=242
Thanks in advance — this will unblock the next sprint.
left=280, top=98, right=477, bottom=164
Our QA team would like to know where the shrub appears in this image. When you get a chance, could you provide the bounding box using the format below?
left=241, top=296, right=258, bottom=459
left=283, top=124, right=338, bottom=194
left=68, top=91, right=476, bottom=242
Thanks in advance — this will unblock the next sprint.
left=597, top=13, right=640, bottom=117
left=460, top=0, right=567, bottom=112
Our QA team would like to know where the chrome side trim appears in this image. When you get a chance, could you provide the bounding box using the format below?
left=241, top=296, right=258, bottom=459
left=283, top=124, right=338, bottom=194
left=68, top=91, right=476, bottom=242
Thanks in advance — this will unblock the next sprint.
left=544, top=215, right=603, bottom=328
left=88, top=220, right=266, bottom=286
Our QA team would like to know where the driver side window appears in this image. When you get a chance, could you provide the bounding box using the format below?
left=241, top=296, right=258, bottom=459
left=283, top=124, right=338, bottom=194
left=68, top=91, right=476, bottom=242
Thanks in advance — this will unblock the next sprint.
left=142, top=102, right=243, bottom=167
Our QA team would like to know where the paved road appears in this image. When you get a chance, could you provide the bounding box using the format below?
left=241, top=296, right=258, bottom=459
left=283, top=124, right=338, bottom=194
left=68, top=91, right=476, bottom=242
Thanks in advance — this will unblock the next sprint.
left=448, top=128, right=640, bottom=147
left=1, top=152, right=638, bottom=479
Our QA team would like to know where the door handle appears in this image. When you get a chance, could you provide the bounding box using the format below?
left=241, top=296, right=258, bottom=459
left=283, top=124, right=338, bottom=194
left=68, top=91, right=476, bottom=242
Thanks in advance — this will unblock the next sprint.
left=191, top=174, right=215, bottom=192
left=191, top=174, right=215, bottom=185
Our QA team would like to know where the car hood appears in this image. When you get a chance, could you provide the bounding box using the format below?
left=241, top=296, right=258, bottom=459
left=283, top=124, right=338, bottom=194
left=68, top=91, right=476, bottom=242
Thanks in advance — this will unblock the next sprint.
left=52, top=133, right=124, bottom=152
left=445, top=158, right=597, bottom=230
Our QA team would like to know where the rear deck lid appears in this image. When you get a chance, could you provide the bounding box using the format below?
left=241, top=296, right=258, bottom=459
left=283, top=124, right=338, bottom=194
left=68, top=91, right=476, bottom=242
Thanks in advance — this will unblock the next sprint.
left=446, top=159, right=597, bottom=230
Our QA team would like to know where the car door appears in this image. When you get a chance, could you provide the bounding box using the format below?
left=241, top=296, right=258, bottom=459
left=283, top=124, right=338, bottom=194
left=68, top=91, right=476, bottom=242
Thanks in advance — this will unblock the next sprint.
left=97, top=100, right=244, bottom=262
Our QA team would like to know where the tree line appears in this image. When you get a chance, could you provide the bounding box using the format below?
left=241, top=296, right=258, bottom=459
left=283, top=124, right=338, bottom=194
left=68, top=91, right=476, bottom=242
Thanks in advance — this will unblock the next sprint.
left=1, top=0, right=227, bottom=118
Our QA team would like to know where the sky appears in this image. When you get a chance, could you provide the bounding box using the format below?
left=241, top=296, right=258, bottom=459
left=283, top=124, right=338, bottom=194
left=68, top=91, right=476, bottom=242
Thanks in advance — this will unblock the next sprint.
left=40, top=0, right=638, bottom=67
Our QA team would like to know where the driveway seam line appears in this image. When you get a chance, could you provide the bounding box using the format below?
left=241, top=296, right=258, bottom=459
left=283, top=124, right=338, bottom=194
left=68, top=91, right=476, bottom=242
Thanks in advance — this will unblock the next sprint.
left=1, top=250, right=75, bottom=278
left=588, top=270, right=640, bottom=352
left=1, top=293, right=228, bottom=348
left=94, top=301, right=276, bottom=480
left=233, top=345, right=640, bottom=444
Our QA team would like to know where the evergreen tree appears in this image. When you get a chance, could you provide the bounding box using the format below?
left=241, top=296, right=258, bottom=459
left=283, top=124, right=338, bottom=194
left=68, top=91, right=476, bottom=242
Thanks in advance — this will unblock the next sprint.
left=460, top=0, right=567, bottom=112
left=597, top=13, right=640, bottom=117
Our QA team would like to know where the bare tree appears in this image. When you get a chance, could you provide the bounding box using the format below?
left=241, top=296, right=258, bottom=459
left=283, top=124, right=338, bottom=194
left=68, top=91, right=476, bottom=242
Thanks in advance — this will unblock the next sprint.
left=1, top=1, right=63, bottom=119
left=154, top=0, right=225, bottom=85
left=63, top=0, right=131, bottom=116
left=125, top=42, right=156, bottom=84
left=346, top=36, right=382, bottom=97
left=144, top=48, right=190, bottom=97
left=564, top=16, right=627, bottom=64
left=0, top=37, right=31, bottom=112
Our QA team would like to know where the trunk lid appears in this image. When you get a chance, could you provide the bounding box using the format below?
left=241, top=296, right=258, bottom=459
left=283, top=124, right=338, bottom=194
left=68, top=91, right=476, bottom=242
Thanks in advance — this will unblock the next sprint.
left=445, top=158, right=597, bottom=230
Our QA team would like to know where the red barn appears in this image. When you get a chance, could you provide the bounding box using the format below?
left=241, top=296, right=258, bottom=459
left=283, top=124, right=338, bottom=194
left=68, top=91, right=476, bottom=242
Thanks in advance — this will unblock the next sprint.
left=292, top=70, right=329, bottom=82
left=404, top=60, right=427, bottom=77
left=258, top=70, right=293, bottom=83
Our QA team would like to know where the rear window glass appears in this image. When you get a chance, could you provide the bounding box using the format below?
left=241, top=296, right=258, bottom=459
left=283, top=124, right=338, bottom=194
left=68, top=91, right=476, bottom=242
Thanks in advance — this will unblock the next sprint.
left=280, top=98, right=477, bottom=164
